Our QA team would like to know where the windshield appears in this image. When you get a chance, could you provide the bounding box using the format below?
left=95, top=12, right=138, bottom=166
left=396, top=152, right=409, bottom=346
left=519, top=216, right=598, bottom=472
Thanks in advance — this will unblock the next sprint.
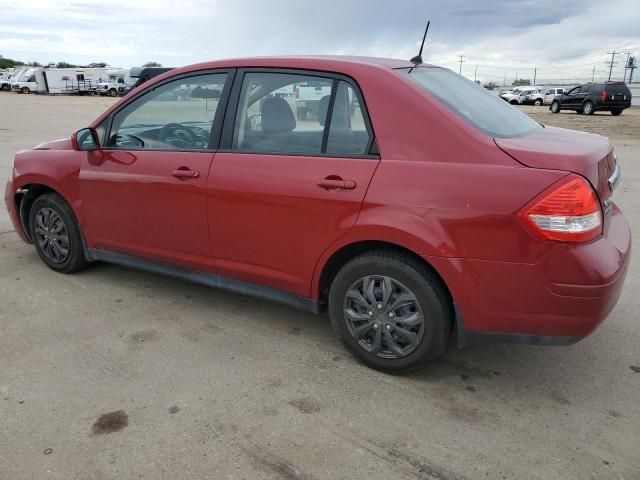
left=399, top=67, right=540, bottom=138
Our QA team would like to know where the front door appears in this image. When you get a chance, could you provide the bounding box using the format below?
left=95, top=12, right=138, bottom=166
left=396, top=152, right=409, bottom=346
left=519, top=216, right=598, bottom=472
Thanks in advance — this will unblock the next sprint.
left=79, top=71, right=230, bottom=269
left=208, top=70, right=379, bottom=297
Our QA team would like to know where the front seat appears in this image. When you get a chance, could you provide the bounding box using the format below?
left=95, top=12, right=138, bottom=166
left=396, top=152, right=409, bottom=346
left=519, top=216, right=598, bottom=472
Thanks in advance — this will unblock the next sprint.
left=261, top=97, right=296, bottom=134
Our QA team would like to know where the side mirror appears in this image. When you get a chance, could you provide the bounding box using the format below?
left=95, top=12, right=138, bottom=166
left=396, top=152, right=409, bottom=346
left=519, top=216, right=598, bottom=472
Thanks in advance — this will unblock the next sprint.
left=75, top=128, right=99, bottom=151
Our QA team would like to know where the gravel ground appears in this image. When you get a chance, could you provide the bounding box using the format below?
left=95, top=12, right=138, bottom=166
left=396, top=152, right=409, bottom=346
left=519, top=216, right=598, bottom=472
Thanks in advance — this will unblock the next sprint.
left=1, top=94, right=639, bottom=480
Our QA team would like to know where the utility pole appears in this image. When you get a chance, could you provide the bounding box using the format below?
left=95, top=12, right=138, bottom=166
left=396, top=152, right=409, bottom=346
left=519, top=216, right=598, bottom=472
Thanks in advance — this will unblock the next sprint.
left=458, top=55, right=465, bottom=75
left=591, top=66, right=596, bottom=82
left=474, top=65, right=478, bottom=82
left=533, top=68, right=537, bottom=84
left=623, top=52, right=631, bottom=82
left=606, top=51, right=619, bottom=81
left=503, top=73, right=506, bottom=86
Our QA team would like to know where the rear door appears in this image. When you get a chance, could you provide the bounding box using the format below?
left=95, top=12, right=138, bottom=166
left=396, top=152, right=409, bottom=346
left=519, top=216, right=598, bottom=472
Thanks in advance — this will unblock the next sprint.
left=207, top=69, right=379, bottom=297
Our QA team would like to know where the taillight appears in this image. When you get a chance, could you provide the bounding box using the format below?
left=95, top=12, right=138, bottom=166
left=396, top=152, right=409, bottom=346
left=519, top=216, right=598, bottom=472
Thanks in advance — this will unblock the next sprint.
left=518, top=176, right=602, bottom=243
left=602, top=91, right=607, bottom=102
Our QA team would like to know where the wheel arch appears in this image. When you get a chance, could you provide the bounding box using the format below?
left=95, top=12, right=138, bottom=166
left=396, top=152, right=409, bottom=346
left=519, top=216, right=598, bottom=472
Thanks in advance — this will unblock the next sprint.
left=15, top=182, right=74, bottom=242
left=314, top=239, right=453, bottom=309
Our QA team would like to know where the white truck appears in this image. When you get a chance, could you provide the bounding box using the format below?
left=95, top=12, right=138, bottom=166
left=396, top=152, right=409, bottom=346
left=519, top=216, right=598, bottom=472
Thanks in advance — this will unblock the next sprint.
left=499, top=86, right=543, bottom=104
left=95, top=68, right=135, bottom=97
left=11, top=67, right=112, bottom=94
left=295, top=81, right=332, bottom=120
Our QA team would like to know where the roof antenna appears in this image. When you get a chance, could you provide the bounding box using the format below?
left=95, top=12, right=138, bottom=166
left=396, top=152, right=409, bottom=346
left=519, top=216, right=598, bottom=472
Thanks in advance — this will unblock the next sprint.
left=410, top=20, right=430, bottom=65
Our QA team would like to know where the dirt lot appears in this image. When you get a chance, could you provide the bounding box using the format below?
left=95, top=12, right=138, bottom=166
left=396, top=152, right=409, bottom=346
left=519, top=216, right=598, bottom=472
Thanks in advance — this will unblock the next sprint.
left=1, top=94, right=639, bottom=480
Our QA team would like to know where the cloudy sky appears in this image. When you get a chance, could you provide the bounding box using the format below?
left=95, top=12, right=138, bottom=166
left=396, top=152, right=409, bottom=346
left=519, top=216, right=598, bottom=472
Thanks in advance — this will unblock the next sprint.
left=1, top=0, right=638, bottom=84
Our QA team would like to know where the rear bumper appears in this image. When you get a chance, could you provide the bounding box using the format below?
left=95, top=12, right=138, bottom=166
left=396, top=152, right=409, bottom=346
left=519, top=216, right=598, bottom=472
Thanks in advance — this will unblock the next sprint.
left=427, top=204, right=631, bottom=346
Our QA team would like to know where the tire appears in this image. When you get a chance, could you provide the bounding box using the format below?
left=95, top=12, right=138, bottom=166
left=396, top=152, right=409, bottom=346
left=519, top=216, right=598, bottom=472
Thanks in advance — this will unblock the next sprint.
left=21, top=87, right=30, bottom=94
left=509, top=100, right=518, bottom=105
left=583, top=101, right=594, bottom=115
left=534, top=99, right=543, bottom=106
left=108, top=88, right=118, bottom=97
left=328, top=250, right=452, bottom=373
left=611, top=109, right=623, bottom=116
left=28, top=193, right=91, bottom=274
left=550, top=101, right=561, bottom=113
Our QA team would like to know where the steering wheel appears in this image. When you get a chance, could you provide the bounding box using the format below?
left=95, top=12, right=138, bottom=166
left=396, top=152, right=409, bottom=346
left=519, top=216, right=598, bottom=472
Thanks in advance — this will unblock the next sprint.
left=159, top=123, right=199, bottom=149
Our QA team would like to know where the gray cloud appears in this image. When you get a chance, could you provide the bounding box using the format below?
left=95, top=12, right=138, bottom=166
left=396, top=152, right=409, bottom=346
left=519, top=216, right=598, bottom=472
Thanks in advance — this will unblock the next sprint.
left=0, top=0, right=638, bottom=83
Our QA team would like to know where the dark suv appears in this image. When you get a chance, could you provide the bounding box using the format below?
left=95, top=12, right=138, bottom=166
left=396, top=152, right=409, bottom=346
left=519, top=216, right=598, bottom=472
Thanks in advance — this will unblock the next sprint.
left=550, top=82, right=632, bottom=115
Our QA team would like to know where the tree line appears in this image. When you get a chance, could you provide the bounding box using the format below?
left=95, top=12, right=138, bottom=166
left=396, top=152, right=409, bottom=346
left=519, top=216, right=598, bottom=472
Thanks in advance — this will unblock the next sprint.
left=0, top=55, right=162, bottom=70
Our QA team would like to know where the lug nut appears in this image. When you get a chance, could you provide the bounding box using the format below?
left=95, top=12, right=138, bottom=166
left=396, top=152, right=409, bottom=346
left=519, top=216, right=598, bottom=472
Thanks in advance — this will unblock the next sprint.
left=388, top=312, right=395, bottom=318
left=368, top=311, right=374, bottom=317
left=372, top=323, right=379, bottom=330
left=377, top=303, right=383, bottom=310
left=385, top=325, right=391, bottom=331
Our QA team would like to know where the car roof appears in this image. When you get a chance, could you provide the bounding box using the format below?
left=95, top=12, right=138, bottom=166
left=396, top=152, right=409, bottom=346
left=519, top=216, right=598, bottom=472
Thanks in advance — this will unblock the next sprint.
left=166, top=55, right=419, bottom=76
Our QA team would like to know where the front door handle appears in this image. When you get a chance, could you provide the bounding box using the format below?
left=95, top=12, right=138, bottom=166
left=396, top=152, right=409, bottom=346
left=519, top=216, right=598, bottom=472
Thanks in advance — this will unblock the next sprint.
left=316, top=178, right=357, bottom=190
left=172, top=168, right=200, bottom=179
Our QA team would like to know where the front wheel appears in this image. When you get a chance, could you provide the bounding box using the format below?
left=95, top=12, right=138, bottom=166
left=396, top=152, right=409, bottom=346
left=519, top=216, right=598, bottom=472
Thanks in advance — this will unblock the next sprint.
left=21, top=87, right=30, bottom=94
left=29, top=193, right=91, bottom=274
left=550, top=101, right=561, bottom=113
left=534, top=99, right=543, bottom=106
left=328, top=251, right=452, bottom=373
left=108, top=88, right=118, bottom=97
left=610, top=109, right=623, bottom=116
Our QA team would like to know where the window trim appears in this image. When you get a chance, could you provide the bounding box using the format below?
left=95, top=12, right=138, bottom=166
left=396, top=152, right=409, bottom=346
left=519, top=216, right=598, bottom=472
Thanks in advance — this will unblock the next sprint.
left=219, top=67, right=378, bottom=159
left=102, top=68, right=236, bottom=153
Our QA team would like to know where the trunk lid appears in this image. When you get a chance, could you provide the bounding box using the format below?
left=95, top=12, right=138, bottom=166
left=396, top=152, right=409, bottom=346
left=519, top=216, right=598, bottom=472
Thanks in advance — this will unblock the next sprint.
left=495, top=126, right=616, bottom=202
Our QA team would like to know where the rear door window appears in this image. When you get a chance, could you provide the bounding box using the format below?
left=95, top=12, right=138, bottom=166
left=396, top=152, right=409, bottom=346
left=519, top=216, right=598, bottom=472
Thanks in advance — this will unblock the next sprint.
left=231, top=72, right=373, bottom=156
left=326, top=81, right=371, bottom=155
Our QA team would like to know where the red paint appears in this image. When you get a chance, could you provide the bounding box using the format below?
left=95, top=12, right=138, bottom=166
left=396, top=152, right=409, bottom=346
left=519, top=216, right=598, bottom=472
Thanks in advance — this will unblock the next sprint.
left=5, top=56, right=631, bottom=343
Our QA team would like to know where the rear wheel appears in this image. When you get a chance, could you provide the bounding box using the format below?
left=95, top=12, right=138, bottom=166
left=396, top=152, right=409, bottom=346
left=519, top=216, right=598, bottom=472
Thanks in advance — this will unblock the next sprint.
left=610, top=109, right=623, bottom=116
left=583, top=101, right=594, bottom=115
left=534, top=99, right=543, bottom=106
left=108, top=88, right=118, bottom=97
left=328, top=251, right=452, bottom=373
left=29, top=193, right=91, bottom=274
left=550, top=101, right=561, bottom=113
left=21, top=86, right=30, bottom=94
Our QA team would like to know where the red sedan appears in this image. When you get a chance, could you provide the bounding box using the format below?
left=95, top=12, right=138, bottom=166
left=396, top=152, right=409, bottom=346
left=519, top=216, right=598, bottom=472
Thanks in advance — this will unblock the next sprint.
left=4, top=57, right=631, bottom=372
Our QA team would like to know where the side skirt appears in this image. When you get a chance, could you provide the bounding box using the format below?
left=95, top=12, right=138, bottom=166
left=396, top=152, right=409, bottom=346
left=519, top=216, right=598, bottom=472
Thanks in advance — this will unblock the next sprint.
left=87, top=249, right=323, bottom=314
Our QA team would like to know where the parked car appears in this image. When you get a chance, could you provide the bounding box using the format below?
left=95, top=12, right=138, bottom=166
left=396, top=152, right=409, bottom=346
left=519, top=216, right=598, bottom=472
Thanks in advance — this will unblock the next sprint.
left=543, top=87, right=566, bottom=105
left=524, top=90, right=545, bottom=106
left=4, top=57, right=630, bottom=372
left=499, top=86, right=542, bottom=104
left=0, top=72, right=12, bottom=91
left=550, top=82, right=632, bottom=115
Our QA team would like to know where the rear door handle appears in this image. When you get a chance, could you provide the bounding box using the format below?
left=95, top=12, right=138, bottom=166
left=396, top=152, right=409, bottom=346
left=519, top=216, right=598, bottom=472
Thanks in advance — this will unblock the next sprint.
left=316, top=178, right=357, bottom=190
left=172, top=168, right=200, bottom=179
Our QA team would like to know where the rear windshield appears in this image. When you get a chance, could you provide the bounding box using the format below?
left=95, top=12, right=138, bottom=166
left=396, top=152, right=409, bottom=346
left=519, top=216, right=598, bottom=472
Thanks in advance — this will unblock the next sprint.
left=398, top=67, right=540, bottom=138
left=605, top=83, right=631, bottom=95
